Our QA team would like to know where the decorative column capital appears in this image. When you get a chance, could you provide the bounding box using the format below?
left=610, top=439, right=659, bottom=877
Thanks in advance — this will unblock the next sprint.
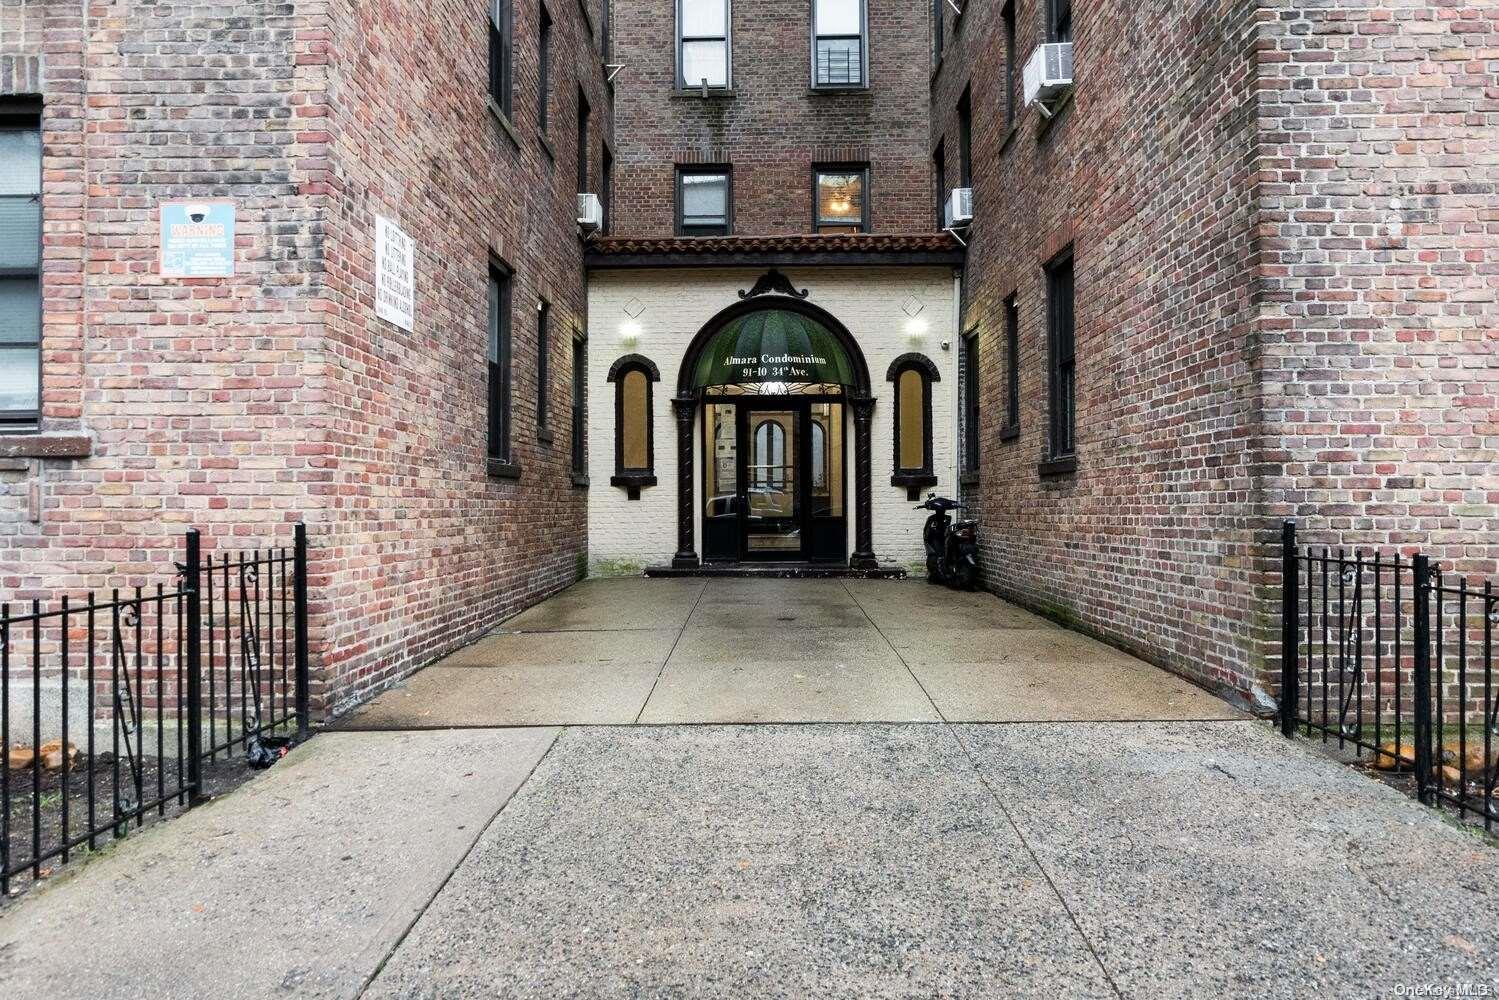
left=850, top=395, right=875, bottom=423
left=672, top=394, right=697, bottom=422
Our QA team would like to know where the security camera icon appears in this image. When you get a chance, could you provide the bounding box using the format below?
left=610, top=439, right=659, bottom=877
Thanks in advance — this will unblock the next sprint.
left=185, top=203, right=212, bottom=224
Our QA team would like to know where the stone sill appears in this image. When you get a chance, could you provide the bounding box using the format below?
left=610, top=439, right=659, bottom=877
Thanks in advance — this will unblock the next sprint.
left=1038, top=455, right=1078, bottom=478
left=487, top=459, right=523, bottom=480
left=0, top=432, right=92, bottom=459
left=671, top=87, right=736, bottom=100
left=487, top=99, right=523, bottom=149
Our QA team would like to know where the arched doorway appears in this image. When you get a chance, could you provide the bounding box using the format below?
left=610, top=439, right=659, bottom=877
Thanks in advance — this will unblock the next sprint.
left=669, top=283, right=877, bottom=569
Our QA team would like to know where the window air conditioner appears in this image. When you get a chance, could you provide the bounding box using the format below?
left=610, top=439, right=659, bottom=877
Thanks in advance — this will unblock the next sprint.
left=576, top=193, right=603, bottom=231
left=946, top=187, right=973, bottom=228
left=1023, top=42, right=1074, bottom=107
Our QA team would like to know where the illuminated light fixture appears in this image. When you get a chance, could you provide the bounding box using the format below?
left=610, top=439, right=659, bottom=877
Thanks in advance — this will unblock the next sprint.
left=620, top=320, right=642, bottom=342
left=905, top=317, right=929, bottom=339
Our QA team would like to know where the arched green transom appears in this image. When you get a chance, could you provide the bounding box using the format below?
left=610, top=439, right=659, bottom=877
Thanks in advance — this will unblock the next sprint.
left=689, top=308, right=858, bottom=392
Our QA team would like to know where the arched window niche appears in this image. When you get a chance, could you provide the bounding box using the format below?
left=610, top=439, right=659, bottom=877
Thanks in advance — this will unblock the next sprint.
left=608, top=354, right=660, bottom=499
left=887, top=353, right=939, bottom=500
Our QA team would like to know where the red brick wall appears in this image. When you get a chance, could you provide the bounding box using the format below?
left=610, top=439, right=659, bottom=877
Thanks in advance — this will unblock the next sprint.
left=939, top=0, right=1497, bottom=705
left=610, top=0, right=936, bottom=236
left=314, top=0, right=609, bottom=709
left=0, top=0, right=608, bottom=716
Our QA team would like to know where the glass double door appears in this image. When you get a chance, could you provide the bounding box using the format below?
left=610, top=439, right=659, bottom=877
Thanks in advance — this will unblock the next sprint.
left=704, top=400, right=846, bottom=563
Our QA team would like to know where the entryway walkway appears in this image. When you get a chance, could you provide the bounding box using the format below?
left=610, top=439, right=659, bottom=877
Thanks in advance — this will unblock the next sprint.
left=341, top=578, right=1240, bottom=728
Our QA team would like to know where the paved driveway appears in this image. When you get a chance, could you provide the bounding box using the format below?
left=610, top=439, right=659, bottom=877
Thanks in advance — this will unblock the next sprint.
left=5, top=579, right=1496, bottom=999
left=343, top=578, right=1240, bottom=727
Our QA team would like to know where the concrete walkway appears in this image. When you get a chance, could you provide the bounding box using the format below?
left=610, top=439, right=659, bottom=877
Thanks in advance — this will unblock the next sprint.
left=3, top=580, right=1496, bottom=998
left=343, top=579, right=1240, bottom=727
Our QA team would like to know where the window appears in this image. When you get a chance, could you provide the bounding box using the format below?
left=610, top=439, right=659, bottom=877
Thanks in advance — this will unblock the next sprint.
left=957, top=86, right=973, bottom=189
left=487, top=264, right=514, bottom=470
left=600, top=0, right=611, bottom=59
left=962, top=330, right=980, bottom=474
left=1050, top=0, right=1072, bottom=42
left=753, top=420, right=787, bottom=489
left=813, top=166, right=868, bottom=234
left=932, top=0, right=944, bottom=65
left=0, top=104, right=41, bottom=429
left=571, top=332, right=587, bottom=477
left=488, top=0, right=514, bottom=119
left=887, top=354, right=939, bottom=498
left=536, top=298, right=550, bottom=432
left=932, top=142, right=946, bottom=228
left=676, top=168, right=730, bottom=236
left=537, top=4, right=552, bottom=134
left=601, top=146, right=613, bottom=233
left=678, top=0, right=729, bottom=89
left=608, top=354, right=659, bottom=498
left=1003, top=293, right=1020, bottom=437
left=576, top=88, right=590, bottom=192
left=1047, top=250, right=1076, bottom=461
left=1002, top=2, right=1017, bottom=131
left=812, top=0, right=865, bottom=88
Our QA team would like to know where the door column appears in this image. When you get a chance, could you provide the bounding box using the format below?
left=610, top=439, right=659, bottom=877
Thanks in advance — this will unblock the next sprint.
left=671, top=394, right=700, bottom=569
left=849, top=395, right=877, bottom=569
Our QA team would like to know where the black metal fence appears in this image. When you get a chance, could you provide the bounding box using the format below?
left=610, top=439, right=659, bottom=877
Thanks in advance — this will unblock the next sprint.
left=1280, top=521, right=1497, bottom=833
left=1, top=524, right=310, bottom=893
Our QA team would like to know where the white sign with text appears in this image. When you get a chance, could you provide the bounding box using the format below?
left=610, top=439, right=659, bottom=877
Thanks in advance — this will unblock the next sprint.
left=374, top=215, right=415, bottom=332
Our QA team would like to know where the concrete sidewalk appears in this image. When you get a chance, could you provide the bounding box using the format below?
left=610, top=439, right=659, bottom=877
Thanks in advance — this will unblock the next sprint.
left=4, top=721, right=1495, bottom=999
left=343, top=579, right=1241, bottom=728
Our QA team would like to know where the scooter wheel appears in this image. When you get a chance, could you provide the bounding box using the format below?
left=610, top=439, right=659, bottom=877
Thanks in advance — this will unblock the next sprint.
left=926, top=555, right=942, bottom=584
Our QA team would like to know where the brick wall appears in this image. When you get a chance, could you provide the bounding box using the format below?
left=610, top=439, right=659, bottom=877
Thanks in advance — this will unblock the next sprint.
left=609, top=0, right=936, bottom=236
left=938, top=0, right=1497, bottom=706
left=0, top=0, right=609, bottom=717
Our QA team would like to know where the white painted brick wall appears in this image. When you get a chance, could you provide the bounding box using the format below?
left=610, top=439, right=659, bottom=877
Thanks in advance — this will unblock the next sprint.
left=587, top=266, right=960, bottom=574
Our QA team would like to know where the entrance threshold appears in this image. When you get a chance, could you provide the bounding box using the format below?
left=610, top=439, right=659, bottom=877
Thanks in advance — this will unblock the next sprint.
left=644, top=562, right=907, bottom=580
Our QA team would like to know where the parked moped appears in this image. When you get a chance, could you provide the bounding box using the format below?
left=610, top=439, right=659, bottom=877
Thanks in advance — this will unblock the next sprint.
left=915, top=493, right=979, bottom=590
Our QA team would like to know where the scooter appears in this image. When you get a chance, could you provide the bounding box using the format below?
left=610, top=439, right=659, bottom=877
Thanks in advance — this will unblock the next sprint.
left=915, top=493, right=979, bottom=590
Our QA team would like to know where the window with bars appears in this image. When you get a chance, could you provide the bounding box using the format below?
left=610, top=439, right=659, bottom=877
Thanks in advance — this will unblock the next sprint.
left=1047, top=250, right=1076, bottom=461
left=813, top=166, right=868, bottom=234
left=812, top=0, right=865, bottom=88
left=676, top=168, right=731, bottom=235
left=678, top=0, right=730, bottom=89
left=488, top=264, right=514, bottom=469
left=488, top=0, right=514, bottom=119
left=0, top=104, right=41, bottom=429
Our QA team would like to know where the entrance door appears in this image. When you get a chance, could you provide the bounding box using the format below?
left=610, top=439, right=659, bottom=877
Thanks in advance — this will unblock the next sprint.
left=743, top=407, right=800, bottom=558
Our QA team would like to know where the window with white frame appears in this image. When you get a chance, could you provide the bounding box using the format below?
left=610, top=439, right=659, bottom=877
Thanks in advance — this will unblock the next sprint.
left=812, top=0, right=864, bottom=87
left=678, top=0, right=729, bottom=89
left=677, top=168, right=731, bottom=235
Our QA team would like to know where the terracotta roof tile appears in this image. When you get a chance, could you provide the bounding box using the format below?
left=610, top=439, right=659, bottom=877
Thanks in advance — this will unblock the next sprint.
left=588, top=232, right=961, bottom=255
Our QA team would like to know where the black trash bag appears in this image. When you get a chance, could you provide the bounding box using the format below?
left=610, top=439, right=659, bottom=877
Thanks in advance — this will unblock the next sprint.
left=246, top=734, right=294, bottom=770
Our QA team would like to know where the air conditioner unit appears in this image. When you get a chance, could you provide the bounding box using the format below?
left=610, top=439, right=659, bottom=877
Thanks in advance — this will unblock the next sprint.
left=1023, top=42, right=1073, bottom=107
left=576, top=193, right=603, bottom=231
left=946, top=187, right=973, bottom=228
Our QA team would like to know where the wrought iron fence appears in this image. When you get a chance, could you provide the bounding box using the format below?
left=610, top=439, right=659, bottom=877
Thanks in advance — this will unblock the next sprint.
left=1, top=524, right=310, bottom=893
left=1280, top=521, right=1497, bottom=833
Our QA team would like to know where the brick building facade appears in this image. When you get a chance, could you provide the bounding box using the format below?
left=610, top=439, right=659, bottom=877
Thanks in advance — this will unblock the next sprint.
left=933, top=0, right=1496, bottom=706
left=0, top=0, right=1492, bottom=715
left=1, top=0, right=610, bottom=713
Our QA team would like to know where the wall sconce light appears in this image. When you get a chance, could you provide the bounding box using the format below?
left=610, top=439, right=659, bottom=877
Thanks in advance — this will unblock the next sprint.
left=620, top=320, right=642, bottom=343
left=905, top=317, right=929, bottom=339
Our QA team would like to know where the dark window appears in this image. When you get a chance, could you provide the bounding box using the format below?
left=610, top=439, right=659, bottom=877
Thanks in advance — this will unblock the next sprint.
left=812, top=0, right=864, bottom=87
left=1002, top=2, right=1017, bottom=131
left=957, top=86, right=973, bottom=188
left=609, top=354, right=659, bottom=498
left=537, top=4, right=552, bottom=134
left=932, top=142, right=946, bottom=229
left=1003, top=293, right=1020, bottom=434
left=1050, top=0, right=1072, bottom=42
left=489, top=0, right=514, bottom=119
left=932, top=0, right=944, bottom=65
left=571, top=333, right=587, bottom=475
left=600, top=0, right=611, bottom=58
left=813, top=165, right=868, bottom=234
left=676, top=168, right=730, bottom=236
left=679, top=0, right=730, bottom=89
left=536, top=298, right=550, bottom=431
left=601, top=146, right=613, bottom=233
left=487, top=264, right=514, bottom=465
left=576, top=89, right=590, bottom=192
left=962, top=329, right=980, bottom=473
left=0, top=103, right=41, bottom=429
left=1047, top=250, right=1076, bottom=459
